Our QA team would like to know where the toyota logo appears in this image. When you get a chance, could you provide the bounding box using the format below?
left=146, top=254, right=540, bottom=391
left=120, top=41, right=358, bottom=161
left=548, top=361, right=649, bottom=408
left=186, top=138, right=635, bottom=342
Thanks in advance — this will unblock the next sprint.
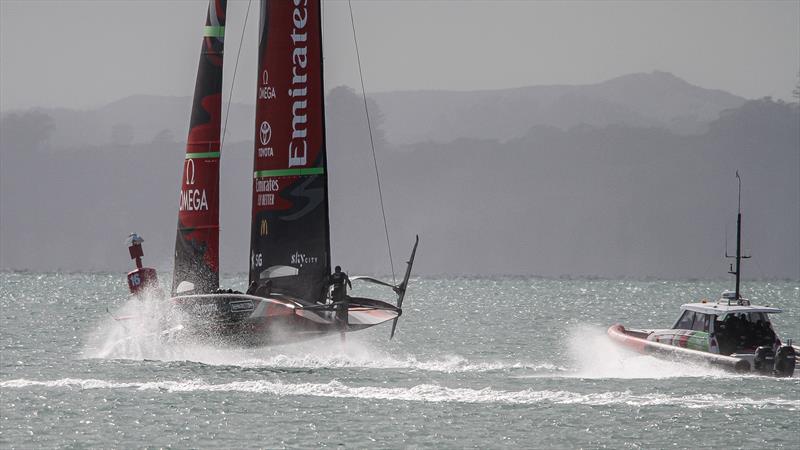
left=260, top=121, right=272, bottom=146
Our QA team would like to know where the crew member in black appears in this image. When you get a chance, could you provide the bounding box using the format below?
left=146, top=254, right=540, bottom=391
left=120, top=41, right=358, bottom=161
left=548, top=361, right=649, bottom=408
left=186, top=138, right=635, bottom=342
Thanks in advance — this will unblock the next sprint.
left=246, top=279, right=272, bottom=297
left=329, top=266, right=352, bottom=327
left=246, top=281, right=258, bottom=295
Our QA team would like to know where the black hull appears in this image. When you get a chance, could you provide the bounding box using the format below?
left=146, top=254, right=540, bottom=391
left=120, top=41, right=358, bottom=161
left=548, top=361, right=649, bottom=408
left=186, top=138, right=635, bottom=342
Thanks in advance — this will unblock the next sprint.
left=167, top=293, right=400, bottom=347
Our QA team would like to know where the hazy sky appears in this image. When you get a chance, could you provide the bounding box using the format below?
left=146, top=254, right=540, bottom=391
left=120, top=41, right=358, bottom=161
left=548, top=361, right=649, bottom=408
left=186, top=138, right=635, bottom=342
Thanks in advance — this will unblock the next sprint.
left=1, top=0, right=798, bottom=111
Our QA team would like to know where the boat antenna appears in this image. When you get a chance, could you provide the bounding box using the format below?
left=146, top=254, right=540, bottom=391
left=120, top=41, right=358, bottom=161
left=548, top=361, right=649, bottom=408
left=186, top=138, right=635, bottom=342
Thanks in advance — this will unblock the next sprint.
left=348, top=0, right=396, bottom=283
left=725, top=171, right=750, bottom=303
left=220, top=0, right=252, bottom=150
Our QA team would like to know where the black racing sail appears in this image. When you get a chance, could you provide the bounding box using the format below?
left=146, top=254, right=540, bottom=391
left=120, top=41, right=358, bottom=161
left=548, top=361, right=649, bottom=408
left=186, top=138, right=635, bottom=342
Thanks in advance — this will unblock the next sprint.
left=249, top=0, right=331, bottom=302
left=172, top=0, right=227, bottom=295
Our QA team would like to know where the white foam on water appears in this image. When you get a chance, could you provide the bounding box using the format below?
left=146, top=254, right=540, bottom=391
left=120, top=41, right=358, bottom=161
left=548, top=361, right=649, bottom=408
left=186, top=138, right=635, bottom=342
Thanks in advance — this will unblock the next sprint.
left=82, top=297, right=554, bottom=373
left=565, top=325, right=735, bottom=379
left=82, top=291, right=178, bottom=361
left=233, top=351, right=561, bottom=374
left=2, top=378, right=796, bottom=409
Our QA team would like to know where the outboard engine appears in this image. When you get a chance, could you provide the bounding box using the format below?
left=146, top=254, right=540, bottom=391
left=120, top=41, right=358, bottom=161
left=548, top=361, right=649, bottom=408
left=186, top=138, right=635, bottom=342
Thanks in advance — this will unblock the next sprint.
left=126, top=233, right=159, bottom=297
left=752, top=346, right=775, bottom=374
left=773, top=344, right=796, bottom=378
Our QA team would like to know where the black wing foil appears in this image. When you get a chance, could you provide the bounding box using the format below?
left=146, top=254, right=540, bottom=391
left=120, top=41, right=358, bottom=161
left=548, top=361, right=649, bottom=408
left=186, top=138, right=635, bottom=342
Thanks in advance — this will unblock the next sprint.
left=249, top=0, right=331, bottom=303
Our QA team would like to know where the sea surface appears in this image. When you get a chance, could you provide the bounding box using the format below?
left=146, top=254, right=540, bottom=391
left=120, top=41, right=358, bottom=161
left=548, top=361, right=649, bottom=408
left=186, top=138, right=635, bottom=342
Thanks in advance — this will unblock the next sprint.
left=1, top=272, right=798, bottom=448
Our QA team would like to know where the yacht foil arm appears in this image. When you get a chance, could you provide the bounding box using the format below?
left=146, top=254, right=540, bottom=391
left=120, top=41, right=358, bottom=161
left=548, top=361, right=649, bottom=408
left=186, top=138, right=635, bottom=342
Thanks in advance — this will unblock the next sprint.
left=350, top=276, right=395, bottom=290
left=351, top=236, right=418, bottom=339
left=350, top=235, right=418, bottom=297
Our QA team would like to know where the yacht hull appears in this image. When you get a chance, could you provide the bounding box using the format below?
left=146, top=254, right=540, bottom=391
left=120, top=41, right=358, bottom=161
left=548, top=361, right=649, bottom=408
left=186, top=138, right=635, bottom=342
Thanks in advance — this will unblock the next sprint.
left=166, top=293, right=400, bottom=347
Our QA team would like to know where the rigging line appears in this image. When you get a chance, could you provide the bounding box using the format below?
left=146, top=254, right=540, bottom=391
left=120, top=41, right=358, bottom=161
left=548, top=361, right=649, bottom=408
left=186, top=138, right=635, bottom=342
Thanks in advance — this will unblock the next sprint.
left=751, top=257, right=769, bottom=282
left=220, top=0, right=252, bottom=151
left=348, top=0, right=396, bottom=283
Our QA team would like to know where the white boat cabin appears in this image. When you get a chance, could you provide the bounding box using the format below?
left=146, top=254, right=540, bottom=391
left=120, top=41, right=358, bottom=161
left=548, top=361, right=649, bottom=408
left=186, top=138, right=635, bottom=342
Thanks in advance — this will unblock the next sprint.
left=648, top=291, right=783, bottom=355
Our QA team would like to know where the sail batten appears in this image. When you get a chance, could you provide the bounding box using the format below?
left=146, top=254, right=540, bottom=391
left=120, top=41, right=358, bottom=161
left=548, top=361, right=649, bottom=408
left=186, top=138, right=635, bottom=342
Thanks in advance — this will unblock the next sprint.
left=172, top=0, right=227, bottom=296
left=250, top=0, right=330, bottom=303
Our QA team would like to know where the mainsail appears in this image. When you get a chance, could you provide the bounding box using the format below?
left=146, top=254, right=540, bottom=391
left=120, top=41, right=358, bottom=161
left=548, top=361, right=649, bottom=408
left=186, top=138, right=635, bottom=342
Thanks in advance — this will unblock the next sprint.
left=172, top=0, right=227, bottom=295
left=250, top=0, right=331, bottom=302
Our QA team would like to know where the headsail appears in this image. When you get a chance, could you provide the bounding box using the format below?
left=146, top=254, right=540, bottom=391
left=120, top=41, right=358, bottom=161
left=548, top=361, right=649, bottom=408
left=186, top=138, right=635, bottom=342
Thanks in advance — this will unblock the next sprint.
left=250, top=0, right=331, bottom=302
left=172, top=0, right=227, bottom=295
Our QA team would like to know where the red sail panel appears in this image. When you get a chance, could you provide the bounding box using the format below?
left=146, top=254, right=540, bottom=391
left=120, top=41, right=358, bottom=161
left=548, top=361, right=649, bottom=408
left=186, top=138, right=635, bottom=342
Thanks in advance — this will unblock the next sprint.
left=250, top=0, right=331, bottom=302
left=172, top=0, right=227, bottom=295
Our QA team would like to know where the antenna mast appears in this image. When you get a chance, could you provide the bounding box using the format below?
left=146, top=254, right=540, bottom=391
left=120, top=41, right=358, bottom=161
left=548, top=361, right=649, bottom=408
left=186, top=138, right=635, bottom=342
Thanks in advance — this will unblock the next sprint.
left=726, top=171, right=750, bottom=302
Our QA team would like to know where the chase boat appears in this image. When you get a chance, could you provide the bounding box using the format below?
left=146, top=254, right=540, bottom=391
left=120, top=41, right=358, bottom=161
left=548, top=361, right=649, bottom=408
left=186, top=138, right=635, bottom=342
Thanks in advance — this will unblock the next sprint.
left=608, top=174, right=796, bottom=377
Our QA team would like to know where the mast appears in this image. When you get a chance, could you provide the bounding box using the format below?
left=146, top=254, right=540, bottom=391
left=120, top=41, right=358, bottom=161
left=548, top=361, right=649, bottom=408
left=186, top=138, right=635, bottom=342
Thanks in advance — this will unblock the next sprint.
left=726, top=171, right=749, bottom=302
left=250, top=0, right=331, bottom=302
left=172, top=0, right=227, bottom=295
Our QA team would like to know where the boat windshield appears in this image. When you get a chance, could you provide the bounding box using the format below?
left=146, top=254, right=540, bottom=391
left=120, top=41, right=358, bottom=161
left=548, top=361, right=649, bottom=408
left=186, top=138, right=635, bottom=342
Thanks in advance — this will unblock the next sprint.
left=715, top=312, right=777, bottom=354
left=673, top=310, right=712, bottom=332
left=718, top=312, right=773, bottom=330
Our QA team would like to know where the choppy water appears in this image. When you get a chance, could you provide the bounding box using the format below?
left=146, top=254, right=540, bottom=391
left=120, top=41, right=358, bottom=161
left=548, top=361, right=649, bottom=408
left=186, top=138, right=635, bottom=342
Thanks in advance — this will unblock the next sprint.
left=1, top=272, right=798, bottom=448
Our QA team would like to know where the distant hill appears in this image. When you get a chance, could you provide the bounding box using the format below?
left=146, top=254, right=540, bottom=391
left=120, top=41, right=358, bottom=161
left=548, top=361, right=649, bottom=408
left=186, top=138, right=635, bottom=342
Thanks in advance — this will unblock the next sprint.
left=5, top=71, right=747, bottom=150
left=22, top=95, right=255, bottom=149
left=371, top=71, right=747, bottom=144
left=1, top=77, right=796, bottom=279
left=1, top=88, right=797, bottom=279
left=377, top=99, right=798, bottom=279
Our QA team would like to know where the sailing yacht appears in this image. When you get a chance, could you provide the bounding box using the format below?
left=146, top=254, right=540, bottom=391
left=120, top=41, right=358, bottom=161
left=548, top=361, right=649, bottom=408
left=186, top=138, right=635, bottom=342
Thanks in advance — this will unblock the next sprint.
left=125, top=0, right=417, bottom=346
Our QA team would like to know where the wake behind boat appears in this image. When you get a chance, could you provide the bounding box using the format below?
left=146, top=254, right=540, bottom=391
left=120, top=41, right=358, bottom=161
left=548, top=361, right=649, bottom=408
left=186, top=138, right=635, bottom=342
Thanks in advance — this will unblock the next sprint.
left=608, top=173, right=796, bottom=377
left=121, top=0, right=418, bottom=347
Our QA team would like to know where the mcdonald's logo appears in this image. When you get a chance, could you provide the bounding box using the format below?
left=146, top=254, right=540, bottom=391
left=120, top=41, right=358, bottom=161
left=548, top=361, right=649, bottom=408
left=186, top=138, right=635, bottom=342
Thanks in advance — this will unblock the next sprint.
left=260, top=219, right=268, bottom=236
